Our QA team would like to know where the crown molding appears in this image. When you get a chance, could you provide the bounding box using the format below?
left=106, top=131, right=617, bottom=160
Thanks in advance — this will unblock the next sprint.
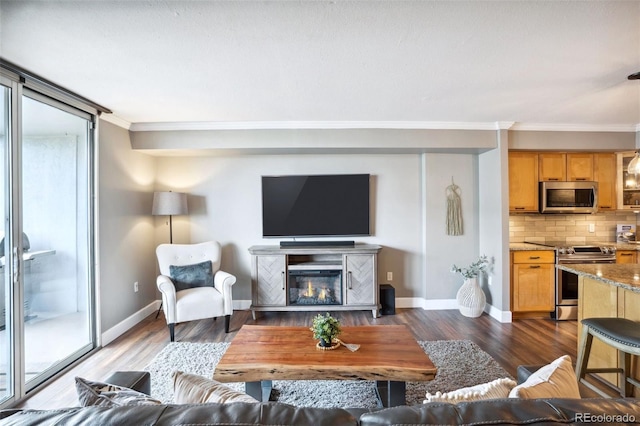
left=100, top=113, right=131, bottom=130
left=129, top=120, right=501, bottom=132
left=510, top=122, right=638, bottom=132
left=496, top=121, right=515, bottom=130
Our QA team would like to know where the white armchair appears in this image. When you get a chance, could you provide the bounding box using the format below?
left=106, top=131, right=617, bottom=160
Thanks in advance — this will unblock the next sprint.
left=156, top=241, right=236, bottom=341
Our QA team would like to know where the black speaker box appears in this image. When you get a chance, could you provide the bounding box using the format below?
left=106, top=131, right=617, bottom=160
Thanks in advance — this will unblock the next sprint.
left=379, top=284, right=395, bottom=315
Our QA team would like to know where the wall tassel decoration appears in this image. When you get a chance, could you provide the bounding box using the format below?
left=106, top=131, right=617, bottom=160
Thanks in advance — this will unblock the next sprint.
left=446, top=177, right=463, bottom=236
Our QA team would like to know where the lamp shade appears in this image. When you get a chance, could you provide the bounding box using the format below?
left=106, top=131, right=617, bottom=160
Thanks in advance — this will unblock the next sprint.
left=152, top=191, right=188, bottom=216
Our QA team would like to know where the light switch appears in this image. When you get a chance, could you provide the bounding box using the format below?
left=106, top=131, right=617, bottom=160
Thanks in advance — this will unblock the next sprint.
left=589, top=223, right=595, bottom=233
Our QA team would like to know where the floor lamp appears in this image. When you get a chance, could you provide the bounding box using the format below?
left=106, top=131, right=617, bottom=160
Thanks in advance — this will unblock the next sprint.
left=152, top=191, right=188, bottom=243
left=152, top=191, right=188, bottom=319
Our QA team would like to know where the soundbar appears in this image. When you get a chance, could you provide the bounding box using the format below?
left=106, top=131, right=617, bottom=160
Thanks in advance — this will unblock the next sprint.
left=280, top=240, right=355, bottom=248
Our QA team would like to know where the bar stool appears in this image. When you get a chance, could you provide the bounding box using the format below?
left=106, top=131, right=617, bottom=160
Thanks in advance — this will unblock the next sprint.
left=575, top=317, right=640, bottom=398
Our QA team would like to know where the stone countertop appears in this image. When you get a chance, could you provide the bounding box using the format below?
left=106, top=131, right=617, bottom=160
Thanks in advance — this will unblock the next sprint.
left=556, top=264, right=640, bottom=293
left=613, top=242, right=640, bottom=250
left=509, top=243, right=555, bottom=251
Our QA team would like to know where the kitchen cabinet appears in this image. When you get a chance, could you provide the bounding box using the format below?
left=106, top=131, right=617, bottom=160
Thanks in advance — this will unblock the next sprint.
left=616, top=250, right=637, bottom=264
left=511, top=250, right=555, bottom=314
left=617, top=151, right=640, bottom=209
left=508, top=151, right=615, bottom=212
left=566, top=153, right=594, bottom=181
left=509, top=152, right=539, bottom=212
left=538, top=153, right=566, bottom=181
left=539, top=153, right=594, bottom=182
left=593, top=153, right=616, bottom=210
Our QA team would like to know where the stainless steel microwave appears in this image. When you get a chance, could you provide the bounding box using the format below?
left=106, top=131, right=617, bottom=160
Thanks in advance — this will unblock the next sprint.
left=539, top=181, right=598, bottom=214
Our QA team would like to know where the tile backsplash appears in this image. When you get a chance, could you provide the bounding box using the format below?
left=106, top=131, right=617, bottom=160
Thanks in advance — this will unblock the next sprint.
left=509, top=211, right=639, bottom=245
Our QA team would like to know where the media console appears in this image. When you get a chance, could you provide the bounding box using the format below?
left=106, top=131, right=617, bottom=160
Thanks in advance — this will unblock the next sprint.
left=248, top=244, right=382, bottom=319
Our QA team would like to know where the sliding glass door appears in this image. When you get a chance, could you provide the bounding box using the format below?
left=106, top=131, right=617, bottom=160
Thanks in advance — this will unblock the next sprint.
left=21, top=94, right=94, bottom=390
left=0, top=71, right=97, bottom=405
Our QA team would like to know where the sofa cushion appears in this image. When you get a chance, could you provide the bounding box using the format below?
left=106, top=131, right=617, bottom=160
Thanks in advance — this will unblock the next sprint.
left=508, top=355, right=581, bottom=399
left=75, top=377, right=162, bottom=407
left=169, top=261, right=214, bottom=292
left=172, top=371, right=258, bottom=404
left=424, top=377, right=517, bottom=403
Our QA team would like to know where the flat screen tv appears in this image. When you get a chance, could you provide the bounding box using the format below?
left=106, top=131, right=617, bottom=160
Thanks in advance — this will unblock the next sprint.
left=262, top=174, right=370, bottom=238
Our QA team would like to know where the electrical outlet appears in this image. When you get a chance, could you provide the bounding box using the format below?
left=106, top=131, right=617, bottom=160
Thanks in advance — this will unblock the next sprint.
left=589, top=223, right=595, bottom=233
left=134, top=281, right=139, bottom=292
left=386, top=272, right=393, bottom=281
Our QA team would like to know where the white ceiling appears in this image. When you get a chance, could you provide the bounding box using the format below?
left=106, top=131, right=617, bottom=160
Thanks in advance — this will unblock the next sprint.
left=1, top=0, right=640, bottom=131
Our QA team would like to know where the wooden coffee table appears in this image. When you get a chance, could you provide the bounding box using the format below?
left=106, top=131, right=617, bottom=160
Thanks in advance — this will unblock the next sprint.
left=213, top=324, right=436, bottom=407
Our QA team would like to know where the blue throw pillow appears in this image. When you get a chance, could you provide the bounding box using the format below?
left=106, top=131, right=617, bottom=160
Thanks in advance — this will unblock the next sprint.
left=169, top=261, right=214, bottom=292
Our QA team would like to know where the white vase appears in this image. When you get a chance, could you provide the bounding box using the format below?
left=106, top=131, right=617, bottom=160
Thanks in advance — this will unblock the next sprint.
left=456, top=277, right=486, bottom=318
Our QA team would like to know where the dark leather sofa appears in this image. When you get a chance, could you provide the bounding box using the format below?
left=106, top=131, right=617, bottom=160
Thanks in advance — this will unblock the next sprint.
left=0, top=398, right=638, bottom=425
left=0, top=369, right=638, bottom=425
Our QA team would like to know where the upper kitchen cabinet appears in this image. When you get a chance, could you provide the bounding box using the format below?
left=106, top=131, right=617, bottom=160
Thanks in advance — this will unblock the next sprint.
left=509, top=152, right=539, bottom=212
left=538, top=153, right=566, bottom=181
left=566, top=153, right=594, bottom=181
left=539, top=153, right=594, bottom=182
left=617, top=151, right=640, bottom=209
left=593, top=153, right=616, bottom=211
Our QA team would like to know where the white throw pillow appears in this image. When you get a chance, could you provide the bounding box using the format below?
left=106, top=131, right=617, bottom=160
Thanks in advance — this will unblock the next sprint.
left=424, top=377, right=517, bottom=403
left=172, top=370, right=258, bottom=404
left=508, top=355, right=580, bottom=399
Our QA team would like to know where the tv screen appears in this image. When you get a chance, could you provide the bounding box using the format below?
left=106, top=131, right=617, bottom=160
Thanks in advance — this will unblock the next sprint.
left=262, top=174, right=370, bottom=238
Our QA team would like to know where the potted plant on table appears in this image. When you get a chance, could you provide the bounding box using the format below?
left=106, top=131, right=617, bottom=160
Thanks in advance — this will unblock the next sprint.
left=311, top=312, right=341, bottom=349
left=451, top=255, right=489, bottom=318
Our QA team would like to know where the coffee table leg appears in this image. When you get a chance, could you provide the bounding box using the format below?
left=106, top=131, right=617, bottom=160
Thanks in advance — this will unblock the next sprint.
left=245, top=380, right=272, bottom=402
left=375, top=380, right=406, bottom=407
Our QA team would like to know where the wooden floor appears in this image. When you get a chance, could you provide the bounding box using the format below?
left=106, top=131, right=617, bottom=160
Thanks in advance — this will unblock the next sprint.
left=15, top=308, right=591, bottom=409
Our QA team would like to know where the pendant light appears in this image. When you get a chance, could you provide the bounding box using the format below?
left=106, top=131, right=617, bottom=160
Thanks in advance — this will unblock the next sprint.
left=628, top=152, right=640, bottom=175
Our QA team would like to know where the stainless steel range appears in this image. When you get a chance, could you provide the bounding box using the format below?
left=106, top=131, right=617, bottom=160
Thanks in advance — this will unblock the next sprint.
left=555, top=244, right=616, bottom=320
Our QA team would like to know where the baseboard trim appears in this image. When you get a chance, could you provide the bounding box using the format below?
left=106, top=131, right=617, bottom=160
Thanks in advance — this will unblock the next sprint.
left=101, top=300, right=161, bottom=346
left=486, top=304, right=512, bottom=323
left=396, top=297, right=458, bottom=310
left=396, top=297, right=512, bottom=322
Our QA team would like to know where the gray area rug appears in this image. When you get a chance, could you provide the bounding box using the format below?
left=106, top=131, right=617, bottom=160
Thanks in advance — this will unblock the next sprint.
left=144, top=340, right=512, bottom=408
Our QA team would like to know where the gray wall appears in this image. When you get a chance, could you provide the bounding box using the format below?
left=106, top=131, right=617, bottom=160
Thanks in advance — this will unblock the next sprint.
left=98, top=120, right=157, bottom=331
left=154, top=152, right=482, bottom=304
left=509, top=130, right=635, bottom=151
left=423, top=153, right=479, bottom=301
left=96, top=124, right=640, bottom=336
left=479, top=130, right=509, bottom=313
left=154, top=154, right=431, bottom=300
